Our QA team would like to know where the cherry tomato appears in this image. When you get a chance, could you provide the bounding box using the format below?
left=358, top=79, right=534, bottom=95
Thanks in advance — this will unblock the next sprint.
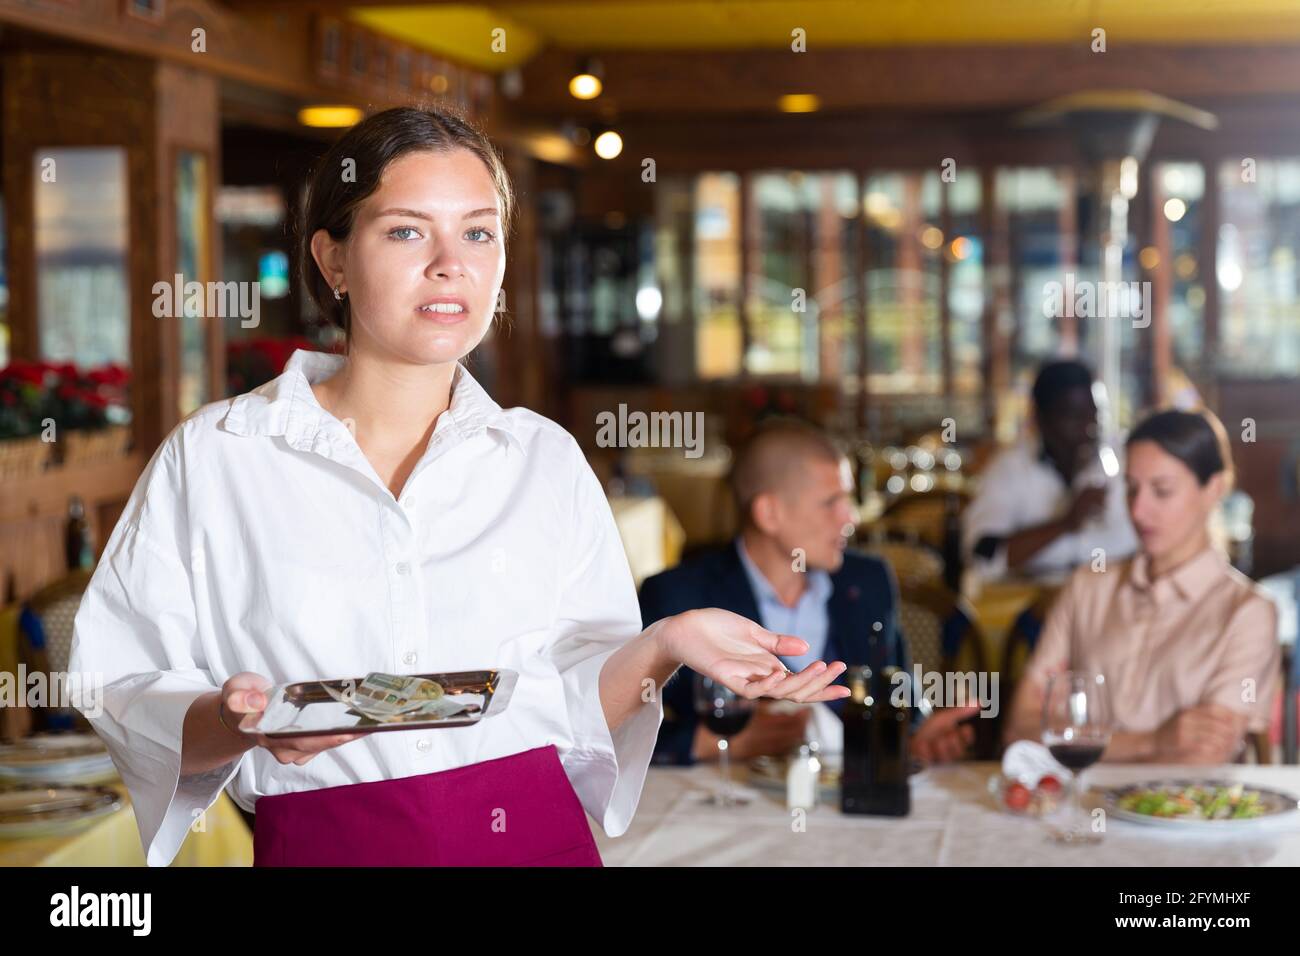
left=1037, top=775, right=1063, bottom=794
left=1004, top=782, right=1032, bottom=811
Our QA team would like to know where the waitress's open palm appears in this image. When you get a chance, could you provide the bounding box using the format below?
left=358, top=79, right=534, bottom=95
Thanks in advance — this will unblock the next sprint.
left=663, top=608, right=850, bottom=703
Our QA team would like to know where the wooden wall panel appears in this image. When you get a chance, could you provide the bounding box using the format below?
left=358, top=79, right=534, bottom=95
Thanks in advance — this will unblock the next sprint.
left=1, top=50, right=217, bottom=603
left=0, top=455, right=144, bottom=601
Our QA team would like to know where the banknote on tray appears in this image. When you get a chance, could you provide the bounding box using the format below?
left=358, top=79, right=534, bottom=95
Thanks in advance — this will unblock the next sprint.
left=240, top=668, right=517, bottom=737
left=322, top=672, right=469, bottom=724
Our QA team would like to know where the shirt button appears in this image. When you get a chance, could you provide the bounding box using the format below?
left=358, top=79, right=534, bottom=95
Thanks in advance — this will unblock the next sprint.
left=403, top=651, right=417, bottom=666
left=395, top=561, right=410, bottom=575
left=416, top=738, right=431, bottom=752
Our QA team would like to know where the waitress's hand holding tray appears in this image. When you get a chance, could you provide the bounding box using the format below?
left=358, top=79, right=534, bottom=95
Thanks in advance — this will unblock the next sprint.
left=229, top=669, right=518, bottom=746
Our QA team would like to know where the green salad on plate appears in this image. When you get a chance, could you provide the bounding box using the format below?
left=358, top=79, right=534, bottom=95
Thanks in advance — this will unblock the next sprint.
left=1117, top=782, right=1264, bottom=821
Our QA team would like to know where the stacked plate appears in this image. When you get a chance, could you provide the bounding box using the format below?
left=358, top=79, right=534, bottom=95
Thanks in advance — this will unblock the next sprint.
left=0, top=734, right=121, bottom=838
left=0, top=785, right=122, bottom=838
left=0, top=733, right=118, bottom=786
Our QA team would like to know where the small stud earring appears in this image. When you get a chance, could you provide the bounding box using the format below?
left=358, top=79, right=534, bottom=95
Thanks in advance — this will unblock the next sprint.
left=333, top=285, right=344, bottom=301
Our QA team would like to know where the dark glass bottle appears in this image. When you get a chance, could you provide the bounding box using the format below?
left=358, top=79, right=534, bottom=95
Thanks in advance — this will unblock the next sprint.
left=65, top=495, right=94, bottom=571
left=840, top=664, right=911, bottom=816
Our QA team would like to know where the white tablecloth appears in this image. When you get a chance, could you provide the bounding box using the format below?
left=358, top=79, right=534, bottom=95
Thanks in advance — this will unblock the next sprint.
left=592, top=762, right=1300, bottom=866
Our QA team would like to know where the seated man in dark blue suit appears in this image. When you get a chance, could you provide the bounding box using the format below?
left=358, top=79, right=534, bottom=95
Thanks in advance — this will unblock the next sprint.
left=641, top=420, right=976, bottom=766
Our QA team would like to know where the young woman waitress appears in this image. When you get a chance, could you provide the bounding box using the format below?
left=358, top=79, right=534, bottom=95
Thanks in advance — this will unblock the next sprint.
left=68, top=107, right=849, bottom=867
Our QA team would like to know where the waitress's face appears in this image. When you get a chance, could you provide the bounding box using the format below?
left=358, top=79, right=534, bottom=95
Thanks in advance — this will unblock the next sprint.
left=1125, top=440, right=1223, bottom=561
left=322, top=148, right=505, bottom=366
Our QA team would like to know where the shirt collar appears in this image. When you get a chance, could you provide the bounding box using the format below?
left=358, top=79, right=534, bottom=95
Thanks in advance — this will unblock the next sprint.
left=220, top=349, right=524, bottom=455
left=734, top=537, right=833, bottom=609
left=1128, top=545, right=1227, bottom=601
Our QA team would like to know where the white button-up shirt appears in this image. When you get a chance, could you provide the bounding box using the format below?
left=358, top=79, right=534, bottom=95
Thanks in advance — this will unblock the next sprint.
left=68, top=349, right=662, bottom=866
left=961, top=438, right=1138, bottom=583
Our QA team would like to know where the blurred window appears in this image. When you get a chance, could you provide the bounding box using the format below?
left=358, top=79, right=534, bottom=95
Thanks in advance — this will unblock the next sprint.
left=693, top=172, right=742, bottom=378
left=176, top=150, right=210, bottom=417
left=948, top=171, right=984, bottom=394
left=1156, top=162, right=1206, bottom=373
left=996, top=167, right=1071, bottom=387
left=864, top=171, right=942, bottom=394
left=34, top=147, right=130, bottom=368
left=1217, top=157, right=1300, bottom=377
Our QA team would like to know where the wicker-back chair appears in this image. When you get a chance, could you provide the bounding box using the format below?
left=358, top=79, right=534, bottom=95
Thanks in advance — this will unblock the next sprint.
left=863, top=539, right=945, bottom=591
left=898, top=580, right=998, bottom=758
left=998, top=586, right=1061, bottom=713
left=876, top=488, right=971, bottom=553
left=19, top=569, right=94, bottom=732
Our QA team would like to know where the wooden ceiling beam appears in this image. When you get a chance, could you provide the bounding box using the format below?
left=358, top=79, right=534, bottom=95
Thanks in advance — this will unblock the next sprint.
left=513, top=44, right=1300, bottom=116
left=522, top=94, right=1300, bottom=173
left=220, top=0, right=696, bottom=7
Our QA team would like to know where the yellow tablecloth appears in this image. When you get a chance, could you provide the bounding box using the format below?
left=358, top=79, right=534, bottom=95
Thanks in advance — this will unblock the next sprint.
left=0, top=786, right=252, bottom=867
left=967, top=580, right=1048, bottom=663
left=623, top=454, right=735, bottom=548
left=610, top=495, right=686, bottom=588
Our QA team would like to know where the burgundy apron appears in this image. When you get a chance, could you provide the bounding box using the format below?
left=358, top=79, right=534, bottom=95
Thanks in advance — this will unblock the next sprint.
left=251, top=744, right=603, bottom=867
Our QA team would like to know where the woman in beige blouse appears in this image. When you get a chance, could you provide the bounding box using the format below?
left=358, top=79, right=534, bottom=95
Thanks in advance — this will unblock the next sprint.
left=1005, top=408, right=1279, bottom=763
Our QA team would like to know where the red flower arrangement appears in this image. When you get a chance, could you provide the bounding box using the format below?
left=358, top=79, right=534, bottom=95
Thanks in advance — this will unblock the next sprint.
left=742, top=383, right=800, bottom=416
left=0, top=360, right=131, bottom=439
left=226, top=336, right=343, bottom=395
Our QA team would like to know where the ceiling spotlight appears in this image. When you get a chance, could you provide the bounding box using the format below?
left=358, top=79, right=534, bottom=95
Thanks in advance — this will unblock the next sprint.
left=298, top=105, right=363, bottom=128
left=569, top=57, right=604, bottom=100
left=778, top=94, right=820, bottom=113
left=594, top=129, right=623, bottom=160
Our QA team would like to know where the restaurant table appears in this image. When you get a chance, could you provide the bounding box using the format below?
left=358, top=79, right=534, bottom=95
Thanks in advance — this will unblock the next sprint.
left=610, top=494, right=686, bottom=588
left=0, top=785, right=252, bottom=867
left=592, top=762, right=1300, bottom=866
left=623, top=452, right=735, bottom=548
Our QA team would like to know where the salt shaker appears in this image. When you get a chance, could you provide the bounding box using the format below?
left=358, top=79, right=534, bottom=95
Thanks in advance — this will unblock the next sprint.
left=786, top=742, right=821, bottom=810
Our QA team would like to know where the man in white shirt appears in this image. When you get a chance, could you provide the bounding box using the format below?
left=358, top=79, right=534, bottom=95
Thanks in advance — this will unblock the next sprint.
left=962, top=360, right=1138, bottom=583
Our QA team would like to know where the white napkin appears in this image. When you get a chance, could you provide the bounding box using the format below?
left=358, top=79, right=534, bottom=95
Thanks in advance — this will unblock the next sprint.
left=1001, top=739, right=1070, bottom=785
left=764, top=700, right=844, bottom=757
left=808, top=702, right=844, bottom=756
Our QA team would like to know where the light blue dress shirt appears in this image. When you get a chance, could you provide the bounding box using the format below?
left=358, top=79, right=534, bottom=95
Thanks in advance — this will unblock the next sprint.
left=734, top=537, right=834, bottom=673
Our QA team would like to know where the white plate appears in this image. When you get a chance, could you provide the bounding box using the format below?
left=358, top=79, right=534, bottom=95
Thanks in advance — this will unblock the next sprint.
left=0, top=784, right=122, bottom=838
left=0, top=733, right=116, bottom=785
left=0, top=761, right=118, bottom=785
left=1099, top=778, right=1300, bottom=829
left=0, top=733, right=107, bottom=763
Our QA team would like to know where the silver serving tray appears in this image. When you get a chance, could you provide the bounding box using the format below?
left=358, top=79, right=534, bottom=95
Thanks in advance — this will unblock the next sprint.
left=238, top=669, right=518, bottom=739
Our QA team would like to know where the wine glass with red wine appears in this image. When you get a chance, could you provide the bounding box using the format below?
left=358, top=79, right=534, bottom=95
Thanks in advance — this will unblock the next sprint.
left=1041, top=670, right=1112, bottom=844
left=694, top=673, right=756, bottom=806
